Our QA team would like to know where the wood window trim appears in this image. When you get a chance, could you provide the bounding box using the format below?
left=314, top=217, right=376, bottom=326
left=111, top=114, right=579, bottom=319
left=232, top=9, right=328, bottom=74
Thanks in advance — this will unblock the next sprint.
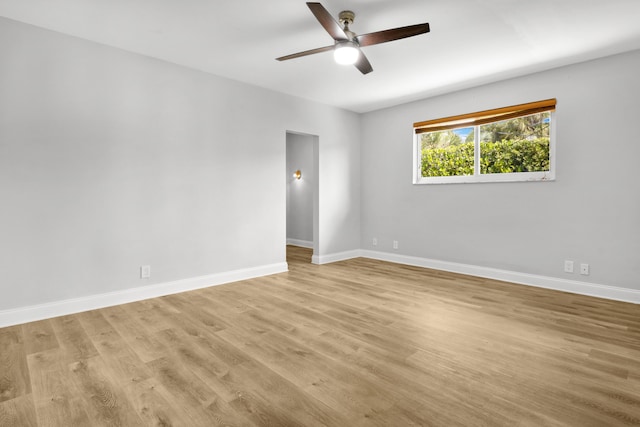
left=414, top=99, right=556, bottom=135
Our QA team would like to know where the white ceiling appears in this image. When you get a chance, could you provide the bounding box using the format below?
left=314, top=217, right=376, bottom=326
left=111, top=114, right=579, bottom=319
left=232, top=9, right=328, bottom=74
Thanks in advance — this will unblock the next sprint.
left=2, top=0, right=640, bottom=113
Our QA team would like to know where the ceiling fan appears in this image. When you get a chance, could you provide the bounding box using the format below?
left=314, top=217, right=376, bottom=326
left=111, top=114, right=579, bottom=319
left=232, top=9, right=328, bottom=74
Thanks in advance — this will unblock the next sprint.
left=276, top=2, right=430, bottom=75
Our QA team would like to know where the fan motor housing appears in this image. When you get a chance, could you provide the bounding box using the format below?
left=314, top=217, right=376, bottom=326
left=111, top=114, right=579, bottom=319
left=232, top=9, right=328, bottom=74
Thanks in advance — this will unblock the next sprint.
left=338, top=10, right=355, bottom=26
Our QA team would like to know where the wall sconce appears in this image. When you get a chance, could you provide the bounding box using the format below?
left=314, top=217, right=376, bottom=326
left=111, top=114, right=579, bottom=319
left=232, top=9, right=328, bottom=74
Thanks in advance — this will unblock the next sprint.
left=293, top=169, right=302, bottom=180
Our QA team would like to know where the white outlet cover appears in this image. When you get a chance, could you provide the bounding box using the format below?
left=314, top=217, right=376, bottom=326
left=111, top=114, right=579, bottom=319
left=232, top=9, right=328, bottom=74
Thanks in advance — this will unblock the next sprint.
left=141, top=265, right=151, bottom=278
left=580, top=263, right=590, bottom=275
left=564, top=260, right=574, bottom=273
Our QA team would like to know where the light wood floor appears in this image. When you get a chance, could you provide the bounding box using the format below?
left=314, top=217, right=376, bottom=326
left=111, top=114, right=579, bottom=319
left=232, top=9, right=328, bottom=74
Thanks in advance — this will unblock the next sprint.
left=1, top=246, right=640, bottom=426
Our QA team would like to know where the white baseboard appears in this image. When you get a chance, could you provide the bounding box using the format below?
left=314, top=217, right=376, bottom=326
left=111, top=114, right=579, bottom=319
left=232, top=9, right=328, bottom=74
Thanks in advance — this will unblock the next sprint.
left=312, top=249, right=360, bottom=265
left=360, top=250, right=640, bottom=304
left=0, top=262, right=288, bottom=328
left=286, top=238, right=313, bottom=249
left=4, top=250, right=636, bottom=329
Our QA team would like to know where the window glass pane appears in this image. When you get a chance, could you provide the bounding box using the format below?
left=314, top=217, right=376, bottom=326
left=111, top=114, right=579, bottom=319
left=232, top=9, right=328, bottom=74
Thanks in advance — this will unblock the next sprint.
left=479, top=112, right=550, bottom=174
left=420, top=126, right=474, bottom=177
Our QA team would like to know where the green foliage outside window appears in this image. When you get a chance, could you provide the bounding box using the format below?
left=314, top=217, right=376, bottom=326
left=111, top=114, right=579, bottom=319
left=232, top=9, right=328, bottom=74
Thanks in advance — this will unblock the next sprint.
left=421, top=138, right=549, bottom=177
left=480, top=138, right=550, bottom=174
left=420, top=113, right=550, bottom=177
left=421, top=141, right=474, bottom=176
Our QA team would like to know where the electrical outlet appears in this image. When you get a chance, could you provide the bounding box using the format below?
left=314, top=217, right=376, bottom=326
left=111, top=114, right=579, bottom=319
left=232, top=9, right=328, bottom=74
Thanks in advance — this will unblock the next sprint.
left=393, top=240, right=399, bottom=250
left=580, top=263, right=590, bottom=275
left=564, top=260, right=574, bottom=273
left=140, top=265, right=151, bottom=279
left=372, top=237, right=378, bottom=246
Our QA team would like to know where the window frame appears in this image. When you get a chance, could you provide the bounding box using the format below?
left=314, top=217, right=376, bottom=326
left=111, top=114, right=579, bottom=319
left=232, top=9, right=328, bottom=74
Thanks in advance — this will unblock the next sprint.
left=413, top=100, right=556, bottom=185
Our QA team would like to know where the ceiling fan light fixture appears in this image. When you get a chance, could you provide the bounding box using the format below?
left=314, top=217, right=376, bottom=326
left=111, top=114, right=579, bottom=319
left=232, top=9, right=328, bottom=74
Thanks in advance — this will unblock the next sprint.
left=276, top=3, right=430, bottom=75
left=333, top=41, right=359, bottom=65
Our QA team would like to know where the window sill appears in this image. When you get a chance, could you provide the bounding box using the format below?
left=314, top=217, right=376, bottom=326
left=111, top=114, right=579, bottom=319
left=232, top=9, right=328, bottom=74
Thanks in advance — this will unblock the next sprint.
left=413, top=171, right=555, bottom=185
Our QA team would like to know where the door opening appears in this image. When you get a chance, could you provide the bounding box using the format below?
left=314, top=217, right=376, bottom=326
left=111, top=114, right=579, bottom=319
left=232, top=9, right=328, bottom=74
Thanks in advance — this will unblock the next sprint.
left=286, top=131, right=318, bottom=264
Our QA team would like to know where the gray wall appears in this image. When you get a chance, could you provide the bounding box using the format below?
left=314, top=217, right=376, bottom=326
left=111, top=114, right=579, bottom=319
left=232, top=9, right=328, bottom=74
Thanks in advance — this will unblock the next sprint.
left=2, top=15, right=637, bottom=314
left=0, top=17, right=361, bottom=311
left=286, top=133, right=314, bottom=245
left=360, top=49, right=640, bottom=291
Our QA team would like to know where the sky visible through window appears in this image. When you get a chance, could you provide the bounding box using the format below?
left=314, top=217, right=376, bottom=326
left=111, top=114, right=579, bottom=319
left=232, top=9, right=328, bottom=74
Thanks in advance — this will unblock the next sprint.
left=452, top=127, right=473, bottom=140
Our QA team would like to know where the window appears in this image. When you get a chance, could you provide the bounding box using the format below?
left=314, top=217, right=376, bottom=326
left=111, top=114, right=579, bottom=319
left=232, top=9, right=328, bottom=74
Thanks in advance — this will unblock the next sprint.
left=413, top=99, right=556, bottom=184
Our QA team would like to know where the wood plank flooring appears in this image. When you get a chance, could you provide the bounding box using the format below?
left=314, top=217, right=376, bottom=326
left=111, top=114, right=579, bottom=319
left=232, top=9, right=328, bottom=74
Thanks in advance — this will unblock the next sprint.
left=1, top=245, right=640, bottom=426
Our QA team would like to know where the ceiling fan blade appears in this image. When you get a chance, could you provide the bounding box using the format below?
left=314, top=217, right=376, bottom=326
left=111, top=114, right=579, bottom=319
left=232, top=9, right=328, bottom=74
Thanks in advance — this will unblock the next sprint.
left=276, top=45, right=335, bottom=61
left=307, top=2, right=348, bottom=41
left=356, top=23, right=430, bottom=47
left=354, top=50, right=373, bottom=75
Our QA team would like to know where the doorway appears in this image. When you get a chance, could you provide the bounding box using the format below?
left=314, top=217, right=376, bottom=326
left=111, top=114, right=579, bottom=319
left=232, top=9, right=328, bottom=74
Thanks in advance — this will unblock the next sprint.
left=286, top=131, right=318, bottom=264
